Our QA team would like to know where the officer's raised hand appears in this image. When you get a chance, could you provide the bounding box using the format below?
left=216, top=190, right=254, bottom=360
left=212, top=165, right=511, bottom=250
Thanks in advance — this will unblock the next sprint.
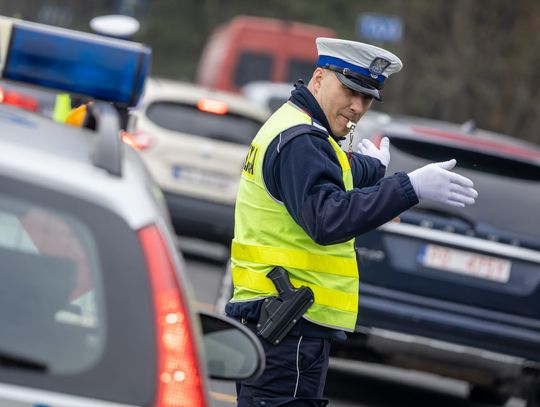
left=358, top=136, right=390, bottom=168
left=407, top=159, right=478, bottom=208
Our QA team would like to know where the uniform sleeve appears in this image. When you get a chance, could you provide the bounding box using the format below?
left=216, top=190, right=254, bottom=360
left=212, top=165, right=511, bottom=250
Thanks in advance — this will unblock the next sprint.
left=350, top=151, right=386, bottom=187
left=265, top=134, right=418, bottom=245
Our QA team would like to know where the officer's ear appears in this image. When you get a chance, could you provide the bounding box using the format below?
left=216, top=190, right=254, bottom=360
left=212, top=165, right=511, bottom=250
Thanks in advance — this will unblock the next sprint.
left=309, top=67, right=325, bottom=95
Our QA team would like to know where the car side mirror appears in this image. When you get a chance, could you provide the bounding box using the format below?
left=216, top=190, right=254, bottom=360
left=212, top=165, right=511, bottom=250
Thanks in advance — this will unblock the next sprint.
left=198, top=310, right=265, bottom=381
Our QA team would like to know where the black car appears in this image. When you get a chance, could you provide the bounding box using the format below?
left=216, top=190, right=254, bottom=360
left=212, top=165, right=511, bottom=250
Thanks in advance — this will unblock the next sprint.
left=332, top=116, right=540, bottom=405
left=216, top=113, right=540, bottom=405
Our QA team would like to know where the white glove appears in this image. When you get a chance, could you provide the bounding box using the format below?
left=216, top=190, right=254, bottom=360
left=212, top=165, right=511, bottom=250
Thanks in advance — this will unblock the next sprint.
left=407, top=159, right=478, bottom=208
left=358, top=137, right=390, bottom=168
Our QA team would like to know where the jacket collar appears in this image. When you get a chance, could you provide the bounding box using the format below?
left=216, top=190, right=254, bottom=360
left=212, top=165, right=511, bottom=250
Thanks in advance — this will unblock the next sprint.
left=289, top=80, right=343, bottom=141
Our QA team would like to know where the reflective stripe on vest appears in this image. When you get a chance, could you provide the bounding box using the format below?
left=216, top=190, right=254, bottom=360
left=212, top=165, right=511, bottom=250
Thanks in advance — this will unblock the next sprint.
left=231, top=102, right=359, bottom=331
left=231, top=265, right=358, bottom=312
left=232, top=241, right=357, bottom=277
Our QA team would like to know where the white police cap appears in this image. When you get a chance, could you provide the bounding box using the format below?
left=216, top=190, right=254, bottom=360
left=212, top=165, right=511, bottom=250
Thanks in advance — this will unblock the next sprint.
left=316, top=37, right=403, bottom=101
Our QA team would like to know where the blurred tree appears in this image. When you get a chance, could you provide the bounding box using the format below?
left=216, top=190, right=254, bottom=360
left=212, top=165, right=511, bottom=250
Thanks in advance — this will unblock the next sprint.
left=398, top=0, right=540, bottom=144
left=0, top=0, right=110, bottom=28
left=0, top=0, right=538, bottom=144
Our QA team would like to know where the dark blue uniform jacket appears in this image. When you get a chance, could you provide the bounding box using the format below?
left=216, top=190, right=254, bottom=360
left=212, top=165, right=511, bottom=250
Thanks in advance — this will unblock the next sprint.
left=226, top=82, right=418, bottom=339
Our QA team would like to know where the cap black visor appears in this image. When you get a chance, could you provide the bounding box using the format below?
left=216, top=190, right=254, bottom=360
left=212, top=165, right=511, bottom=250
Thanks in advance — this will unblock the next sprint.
left=335, top=72, right=381, bottom=101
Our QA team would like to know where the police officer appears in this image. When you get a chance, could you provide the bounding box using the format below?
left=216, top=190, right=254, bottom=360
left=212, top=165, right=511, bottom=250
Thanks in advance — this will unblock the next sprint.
left=226, top=38, right=478, bottom=406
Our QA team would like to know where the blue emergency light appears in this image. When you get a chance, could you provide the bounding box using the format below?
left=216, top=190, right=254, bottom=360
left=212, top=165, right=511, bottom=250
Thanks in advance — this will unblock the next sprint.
left=0, top=16, right=151, bottom=107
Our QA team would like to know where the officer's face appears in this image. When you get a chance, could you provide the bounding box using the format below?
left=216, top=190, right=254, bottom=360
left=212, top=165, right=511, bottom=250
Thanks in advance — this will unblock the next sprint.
left=311, top=69, right=373, bottom=137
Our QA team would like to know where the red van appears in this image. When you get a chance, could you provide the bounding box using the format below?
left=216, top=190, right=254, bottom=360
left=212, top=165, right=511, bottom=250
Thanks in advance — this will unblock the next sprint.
left=196, top=15, right=336, bottom=93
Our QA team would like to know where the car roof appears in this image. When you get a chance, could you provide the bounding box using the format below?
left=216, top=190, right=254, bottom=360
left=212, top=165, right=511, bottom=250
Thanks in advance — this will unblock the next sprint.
left=141, top=77, right=271, bottom=122
left=0, top=103, right=163, bottom=230
left=382, top=115, right=540, bottom=164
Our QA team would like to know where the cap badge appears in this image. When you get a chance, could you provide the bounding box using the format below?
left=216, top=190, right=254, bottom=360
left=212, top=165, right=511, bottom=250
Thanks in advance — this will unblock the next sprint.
left=369, top=57, right=391, bottom=79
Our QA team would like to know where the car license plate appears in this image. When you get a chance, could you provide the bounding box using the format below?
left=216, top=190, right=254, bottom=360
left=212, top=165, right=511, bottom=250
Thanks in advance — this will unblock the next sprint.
left=171, top=165, right=229, bottom=188
left=419, top=244, right=511, bottom=283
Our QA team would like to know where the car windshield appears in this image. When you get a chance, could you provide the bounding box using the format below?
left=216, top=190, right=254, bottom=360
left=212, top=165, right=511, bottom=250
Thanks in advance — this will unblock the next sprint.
left=0, top=191, right=105, bottom=374
left=146, top=101, right=263, bottom=145
left=234, top=52, right=273, bottom=87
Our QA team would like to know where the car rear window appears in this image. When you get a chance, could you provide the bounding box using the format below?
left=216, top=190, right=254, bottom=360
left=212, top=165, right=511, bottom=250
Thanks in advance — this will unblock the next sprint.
left=386, top=134, right=540, bottom=241
left=391, top=138, right=540, bottom=180
left=0, top=192, right=105, bottom=375
left=234, top=51, right=273, bottom=87
left=0, top=176, right=156, bottom=403
left=146, top=101, right=263, bottom=145
left=287, top=58, right=315, bottom=83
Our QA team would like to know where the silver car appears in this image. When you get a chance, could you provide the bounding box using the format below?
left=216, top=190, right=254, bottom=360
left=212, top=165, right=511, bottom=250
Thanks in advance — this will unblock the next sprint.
left=131, top=78, right=270, bottom=245
left=0, top=16, right=263, bottom=407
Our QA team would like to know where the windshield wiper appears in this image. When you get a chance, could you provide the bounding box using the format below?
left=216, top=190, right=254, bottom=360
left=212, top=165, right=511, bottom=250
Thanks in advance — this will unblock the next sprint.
left=0, top=349, right=48, bottom=372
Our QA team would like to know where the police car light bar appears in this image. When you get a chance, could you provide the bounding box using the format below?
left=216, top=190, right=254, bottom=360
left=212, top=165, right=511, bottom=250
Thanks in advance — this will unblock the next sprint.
left=0, top=16, right=151, bottom=107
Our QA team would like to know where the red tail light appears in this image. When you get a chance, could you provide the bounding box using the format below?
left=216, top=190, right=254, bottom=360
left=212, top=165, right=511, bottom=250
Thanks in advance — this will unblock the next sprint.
left=138, top=225, right=208, bottom=407
left=121, top=130, right=154, bottom=151
left=0, top=87, right=39, bottom=111
left=197, top=98, right=228, bottom=115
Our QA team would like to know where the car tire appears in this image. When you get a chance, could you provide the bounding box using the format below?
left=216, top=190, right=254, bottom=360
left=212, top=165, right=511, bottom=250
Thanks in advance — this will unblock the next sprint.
left=468, top=385, right=510, bottom=406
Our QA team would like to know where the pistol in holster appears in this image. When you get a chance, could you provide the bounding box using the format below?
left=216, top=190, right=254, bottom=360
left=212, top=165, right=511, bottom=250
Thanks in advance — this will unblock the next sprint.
left=256, top=266, right=314, bottom=345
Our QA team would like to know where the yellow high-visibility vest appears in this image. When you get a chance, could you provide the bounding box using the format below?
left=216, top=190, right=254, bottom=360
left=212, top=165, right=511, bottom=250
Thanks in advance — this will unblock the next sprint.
left=231, top=102, right=359, bottom=331
left=52, top=93, right=72, bottom=123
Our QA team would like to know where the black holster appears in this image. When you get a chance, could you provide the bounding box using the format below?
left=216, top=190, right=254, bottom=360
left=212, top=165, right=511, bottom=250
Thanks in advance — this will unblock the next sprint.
left=256, top=267, right=314, bottom=345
